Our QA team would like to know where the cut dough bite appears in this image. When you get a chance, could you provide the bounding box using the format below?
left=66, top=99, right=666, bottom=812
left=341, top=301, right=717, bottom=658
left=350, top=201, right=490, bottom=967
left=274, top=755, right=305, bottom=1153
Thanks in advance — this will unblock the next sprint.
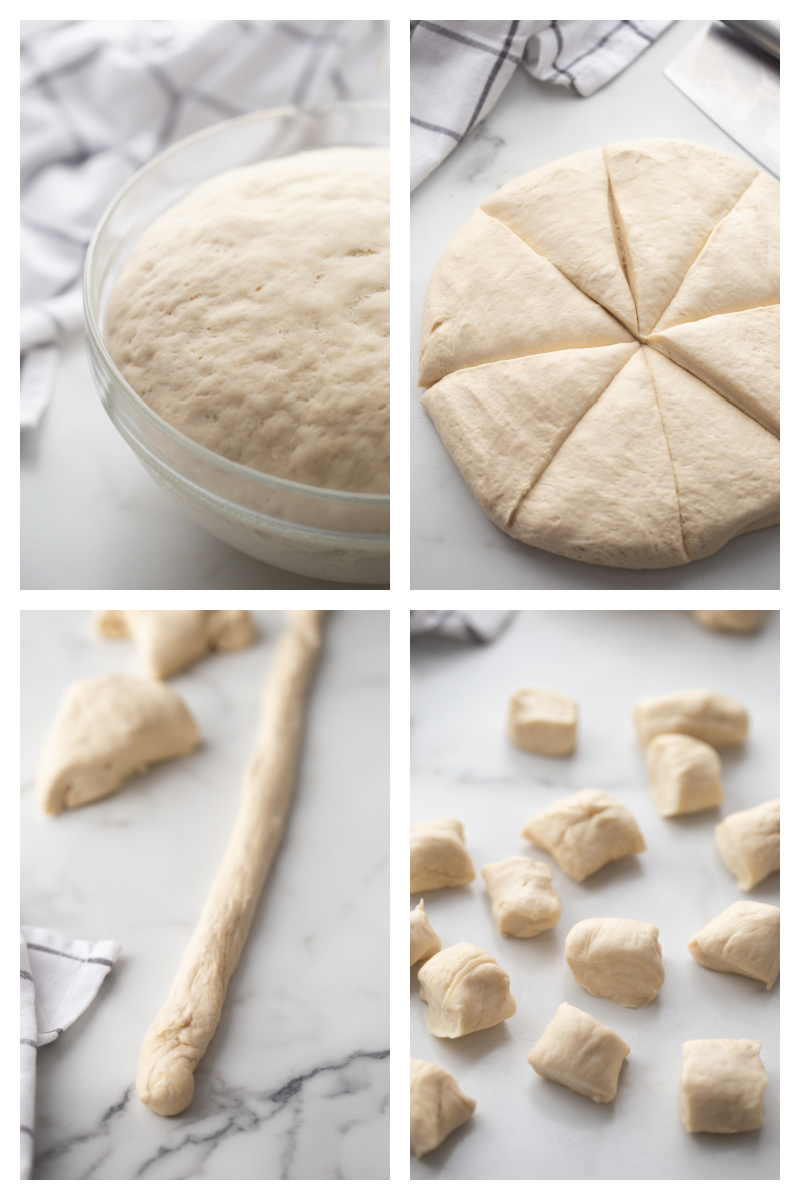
left=481, top=146, right=638, bottom=331
left=528, top=1002, right=630, bottom=1103
left=634, top=688, right=748, bottom=748
left=418, top=208, right=634, bottom=387
left=410, top=900, right=441, bottom=966
left=520, top=789, right=645, bottom=883
left=646, top=733, right=723, bottom=817
left=422, top=343, right=638, bottom=530
left=646, top=348, right=779, bottom=562
left=418, top=942, right=516, bottom=1037
left=37, top=675, right=199, bottom=814
left=564, top=917, right=664, bottom=1007
left=507, top=687, right=578, bottom=756
left=692, top=610, right=767, bottom=634
left=510, top=348, right=687, bottom=568
left=95, top=610, right=254, bottom=678
left=680, top=1039, right=768, bottom=1133
left=716, top=800, right=780, bottom=891
left=648, top=306, right=779, bottom=435
left=603, top=138, right=758, bottom=334
left=688, top=901, right=780, bottom=988
left=410, top=818, right=475, bottom=893
left=654, top=172, right=779, bottom=331
left=410, top=1060, right=476, bottom=1157
left=481, top=858, right=561, bottom=938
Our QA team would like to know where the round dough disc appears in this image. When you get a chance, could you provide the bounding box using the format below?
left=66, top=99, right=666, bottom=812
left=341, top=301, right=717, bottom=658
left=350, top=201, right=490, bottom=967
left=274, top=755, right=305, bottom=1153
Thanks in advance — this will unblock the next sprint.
left=419, top=139, right=779, bottom=568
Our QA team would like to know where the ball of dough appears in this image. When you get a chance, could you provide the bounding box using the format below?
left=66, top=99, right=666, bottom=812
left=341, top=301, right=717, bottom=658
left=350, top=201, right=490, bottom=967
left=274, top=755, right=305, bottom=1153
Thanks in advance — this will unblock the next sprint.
left=692, top=610, right=767, bottom=633
left=410, top=817, right=475, bottom=893
left=645, top=733, right=723, bottom=817
left=715, top=799, right=780, bottom=891
left=634, top=687, right=748, bottom=748
left=410, top=1060, right=475, bottom=1157
left=481, top=857, right=561, bottom=938
left=507, top=687, right=577, bottom=755
left=418, top=139, right=779, bottom=568
left=410, top=900, right=441, bottom=966
left=528, top=1002, right=630, bottom=1103
left=521, top=789, right=645, bottom=882
left=680, top=1039, right=768, bottom=1133
left=418, top=942, right=516, bottom=1037
left=564, top=917, right=665, bottom=1007
left=105, top=146, right=389, bottom=494
left=688, top=901, right=779, bottom=988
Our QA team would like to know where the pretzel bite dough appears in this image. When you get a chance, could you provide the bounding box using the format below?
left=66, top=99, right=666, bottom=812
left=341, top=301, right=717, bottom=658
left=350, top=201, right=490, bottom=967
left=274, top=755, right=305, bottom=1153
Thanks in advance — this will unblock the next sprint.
left=646, top=733, right=723, bottom=816
left=521, top=789, right=645, bottom=882
left=410, top=1060, right=476, bottom=1157
left=410, top=818, right=475, bottom=892
left=688, top=901, right=779, bottom=988
left=634, top=688, right=748, bottom=748
left=565, top=917, right=664, bottom=1007
left=481, top=857, right=561, bottom=937
left=410, top=900, right=441, bottom=966
left=716, top=800, right=780, bottom=890
left=95, top=609, right=254, bottom=678
left=680, top=1039, right=768, bottom=1133
left=692, top=610, right=767, bottom=633
left=507, top=687, right=577, bottom=755
left=418, top=942, right=516, bottom=1037
left=528, top=1002, right=630, bottom=1103
left=37, top=675, right=199, bottom=814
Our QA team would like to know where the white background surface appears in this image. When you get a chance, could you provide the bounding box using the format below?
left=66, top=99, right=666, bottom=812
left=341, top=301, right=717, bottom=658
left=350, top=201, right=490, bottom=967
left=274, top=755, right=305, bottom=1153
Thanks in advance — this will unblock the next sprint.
left=411, top=610, right=779, bottom=1179
left=411, top=20, right=780, bottom=589
left=21, top=610, right=388, bottom=1179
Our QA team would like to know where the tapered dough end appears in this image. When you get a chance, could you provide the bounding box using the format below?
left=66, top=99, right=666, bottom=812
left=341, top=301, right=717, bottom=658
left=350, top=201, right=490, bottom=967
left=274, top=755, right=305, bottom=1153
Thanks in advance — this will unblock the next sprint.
left=137, top=1055, right=196, bottom=1116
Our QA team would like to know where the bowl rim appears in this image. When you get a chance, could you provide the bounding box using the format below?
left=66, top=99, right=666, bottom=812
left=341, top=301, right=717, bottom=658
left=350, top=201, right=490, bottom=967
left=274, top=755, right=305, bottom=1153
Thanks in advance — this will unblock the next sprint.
left=83, top=100, right=390, bottom=509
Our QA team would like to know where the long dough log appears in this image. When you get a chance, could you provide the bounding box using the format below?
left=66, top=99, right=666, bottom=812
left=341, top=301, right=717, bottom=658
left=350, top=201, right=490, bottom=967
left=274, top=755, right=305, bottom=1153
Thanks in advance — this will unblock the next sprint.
left=137, top=610, right=326, bottom=1115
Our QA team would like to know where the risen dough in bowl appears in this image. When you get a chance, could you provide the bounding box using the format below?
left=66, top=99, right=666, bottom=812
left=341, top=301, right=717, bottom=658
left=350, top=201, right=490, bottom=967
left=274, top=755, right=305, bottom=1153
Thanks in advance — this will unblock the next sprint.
left=105, top=146, right=389, bottom=494
left=419, top=139, right=779, bottom=568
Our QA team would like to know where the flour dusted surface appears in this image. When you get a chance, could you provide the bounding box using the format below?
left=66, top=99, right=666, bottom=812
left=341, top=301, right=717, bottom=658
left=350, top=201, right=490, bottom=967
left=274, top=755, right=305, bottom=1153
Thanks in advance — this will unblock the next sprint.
left=105, top=147, right=389, bottom=494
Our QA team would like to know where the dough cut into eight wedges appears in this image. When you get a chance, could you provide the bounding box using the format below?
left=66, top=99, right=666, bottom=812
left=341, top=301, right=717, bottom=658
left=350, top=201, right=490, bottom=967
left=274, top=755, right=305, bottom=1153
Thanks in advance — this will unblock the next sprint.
left=419, top=139, right=779, bottom=568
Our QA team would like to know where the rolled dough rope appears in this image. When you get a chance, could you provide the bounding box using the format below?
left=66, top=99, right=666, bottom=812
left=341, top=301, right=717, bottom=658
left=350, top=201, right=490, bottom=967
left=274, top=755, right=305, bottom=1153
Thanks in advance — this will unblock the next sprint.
left=137, top=609, right=326, bottom=1116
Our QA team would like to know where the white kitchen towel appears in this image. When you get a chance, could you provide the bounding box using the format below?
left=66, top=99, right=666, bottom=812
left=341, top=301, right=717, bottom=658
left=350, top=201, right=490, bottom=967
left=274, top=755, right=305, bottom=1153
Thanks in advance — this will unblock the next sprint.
left=20, top=926, right=120, bottom=1179
left=20, top=19, right=389, bottom=427
left=410, top=611, right=514, bottom=643
left=410, top=19, right=672, bottom=190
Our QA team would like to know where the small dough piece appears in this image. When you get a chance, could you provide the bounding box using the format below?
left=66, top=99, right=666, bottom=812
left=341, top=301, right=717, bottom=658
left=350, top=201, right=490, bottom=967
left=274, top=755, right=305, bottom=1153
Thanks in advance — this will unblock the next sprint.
left=634, top=688, right=748, bottom=748
left=36, top=675, right=199, bottom=815
left=688, top=901, right=779, bottom=988
left=481, top=857, right=561, bottom=938
left=507, top=688, right=577, bottom=756
left=680, top=1039, right=768, bottom=1133
left=528, top=1002, right=630, bottom=1103
left=410, top=900, right=441, bottom=966
left=410, top=818, right=475, bottom=893
left=692, top=610, right=767, bottom=634
left=418, top=942, right=516, bottom=1037
left=716, top=800, right=780, bottom=891
left=564, top=917, right=664, bottom=1007
left=410, top=1059, right=476, bottom=1157
left=95, top=610, right=254, bottom=678
left=645, top=733, right=723, bottom=817
left=521, top=789, right=645, bottom=882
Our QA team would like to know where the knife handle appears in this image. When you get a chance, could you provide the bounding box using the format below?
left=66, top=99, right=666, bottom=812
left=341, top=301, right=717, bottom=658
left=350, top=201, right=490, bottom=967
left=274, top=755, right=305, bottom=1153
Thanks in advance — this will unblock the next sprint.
left=721, top=20, right=780, bottom=60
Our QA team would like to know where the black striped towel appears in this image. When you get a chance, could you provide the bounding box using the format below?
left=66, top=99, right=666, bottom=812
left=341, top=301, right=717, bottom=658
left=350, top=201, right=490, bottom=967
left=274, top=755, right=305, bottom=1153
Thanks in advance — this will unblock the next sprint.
left=20, top=926, right=120, bottom=1179
left=410, top=19, right=672, bottom=190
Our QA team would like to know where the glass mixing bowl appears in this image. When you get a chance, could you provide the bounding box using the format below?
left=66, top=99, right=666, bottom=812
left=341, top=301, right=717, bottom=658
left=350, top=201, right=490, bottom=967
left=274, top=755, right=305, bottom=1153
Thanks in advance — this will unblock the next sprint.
left=84, top=102, right=389, bottom=585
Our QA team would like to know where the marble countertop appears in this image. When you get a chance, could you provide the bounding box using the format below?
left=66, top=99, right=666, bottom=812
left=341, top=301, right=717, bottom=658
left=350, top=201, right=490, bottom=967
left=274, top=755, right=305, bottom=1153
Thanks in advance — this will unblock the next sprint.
left=411, top=19, right=780, bottom=590
left=21, top=610, right=388, bottom=1180
left=411, top=611, right=779, bottom=1180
